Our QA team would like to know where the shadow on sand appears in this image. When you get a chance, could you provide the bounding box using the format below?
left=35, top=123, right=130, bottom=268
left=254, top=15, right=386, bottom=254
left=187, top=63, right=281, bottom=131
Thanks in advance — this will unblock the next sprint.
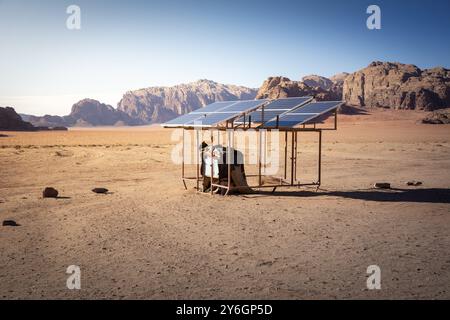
left=258, top=188, right=450, bottom=204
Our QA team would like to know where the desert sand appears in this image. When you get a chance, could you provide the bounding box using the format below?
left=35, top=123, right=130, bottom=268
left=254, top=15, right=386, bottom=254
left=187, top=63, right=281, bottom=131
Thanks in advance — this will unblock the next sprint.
left=1, top=109, right=450, bottom=299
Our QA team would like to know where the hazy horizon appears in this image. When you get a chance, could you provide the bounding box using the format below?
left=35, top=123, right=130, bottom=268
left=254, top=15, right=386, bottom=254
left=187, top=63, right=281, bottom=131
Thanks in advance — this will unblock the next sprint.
left=1, top=0, right=450, bottom=116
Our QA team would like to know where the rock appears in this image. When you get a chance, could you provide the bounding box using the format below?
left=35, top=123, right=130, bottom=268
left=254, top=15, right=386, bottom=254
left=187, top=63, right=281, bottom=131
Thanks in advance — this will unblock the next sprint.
left=406, top=181, right=423, bottom=186
left=422, top=109, right=450, bottom=124
left=43, top=187, right=59, bottom=198
left=92, top=188, right=109, bottom=194
left=343, top=61, right=450, bottom=110
left=302, top=75, right=334, bottom=90
left=374, top=182, right=391, bottom=189
left=117, top=79, right=258, bottom=124
left=3, top=220, right=20, bottom=227
left=0, top=106, right=36, bottom=131
left=255, top=76, right=341, bottom=101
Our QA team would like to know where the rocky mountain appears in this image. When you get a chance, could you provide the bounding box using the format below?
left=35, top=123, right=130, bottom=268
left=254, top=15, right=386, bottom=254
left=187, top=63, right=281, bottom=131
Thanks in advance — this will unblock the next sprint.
left=255, top=76, right=342, bottom=101
left=302, top=75, right=334, bottom=90
left=24, top=99, right=142, bottom=127
left=117, top=79, right=258, bottom=123
left=0, top=106, right=36, bottom=131
left=343, top=61, right=450, bottom=110
left=330, top=72, right=350, bottom=84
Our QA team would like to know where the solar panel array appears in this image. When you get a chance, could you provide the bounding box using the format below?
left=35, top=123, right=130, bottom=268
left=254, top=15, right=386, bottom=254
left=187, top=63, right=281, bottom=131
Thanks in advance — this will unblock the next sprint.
left=263, top=101, right=342, bottom=128
left=162, top=98, right=342, bottom=128
left=234, top=97, right=312, bottom=125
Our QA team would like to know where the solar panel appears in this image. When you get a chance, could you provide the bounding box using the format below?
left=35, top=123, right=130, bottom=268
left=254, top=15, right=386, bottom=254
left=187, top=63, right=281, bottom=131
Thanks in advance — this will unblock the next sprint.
left=183, top=100, right=267, bottom=127
left=187, top=112, right=238, bottom=127
left=288, top=101, right=341, bottom=115
left=236, top=110, right=286, bottom=124
left=191, top=101, right=237, bottom=114
left=264, top=101, right=342, bottom=128
left=220, top=100, right=267, bottom=112
left=263, top=97, right=313, bottom=110
left=163, top=101, right=238, bottom=127
left=234, top=97, right=312, bottom=124
left=163, top=113, right=204, bottom=127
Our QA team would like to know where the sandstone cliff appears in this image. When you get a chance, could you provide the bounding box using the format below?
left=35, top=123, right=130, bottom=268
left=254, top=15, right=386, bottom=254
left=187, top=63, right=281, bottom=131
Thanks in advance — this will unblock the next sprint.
left=343, top=62, right=450, bottom=110
left=0, top=106, right=36, bottom=131
left=255, top=76, right=341, bottom=101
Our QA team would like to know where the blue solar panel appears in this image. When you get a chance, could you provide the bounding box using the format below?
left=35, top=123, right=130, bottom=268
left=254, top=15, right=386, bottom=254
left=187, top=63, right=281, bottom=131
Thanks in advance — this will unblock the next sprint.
left=163, top=99, right=269, bottom=127
left=287, top=101, right=341, bottom=115
left=263, top=97, right=313, bottom=110
left=264, top=114, right=314, bottom=127
left=163, top=113, right=204, bottom=126
left=187, top=112, right=237, bottom=127
left=191, top=101, right=236, bottom=114
left=264, top=101, right=342, bottom=128
left=220, top=99, right=267, bottom=112
left=235, top=110, right=285, bottom=124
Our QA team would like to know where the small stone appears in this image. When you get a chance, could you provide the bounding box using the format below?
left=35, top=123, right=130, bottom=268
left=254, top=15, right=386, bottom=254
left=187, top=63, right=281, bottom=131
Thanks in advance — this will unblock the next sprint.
left=92, top=188, right=109, bottom=194
left=374, top=182, right=391, bottom=189
left=43, top=187, right=58, bottom=198
left=3, top=220, right=20, bottom=227
left=406, top=181, right=422, bottom=186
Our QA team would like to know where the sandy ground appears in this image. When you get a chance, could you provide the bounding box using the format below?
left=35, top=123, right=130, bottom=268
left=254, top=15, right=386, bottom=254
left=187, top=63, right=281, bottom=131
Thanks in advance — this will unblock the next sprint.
left=1, top=109, right=450, bottom=299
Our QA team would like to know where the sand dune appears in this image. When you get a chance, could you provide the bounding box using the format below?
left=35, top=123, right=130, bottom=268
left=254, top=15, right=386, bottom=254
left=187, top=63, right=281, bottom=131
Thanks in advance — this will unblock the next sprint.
left=1, top=109, right=450, bottom=299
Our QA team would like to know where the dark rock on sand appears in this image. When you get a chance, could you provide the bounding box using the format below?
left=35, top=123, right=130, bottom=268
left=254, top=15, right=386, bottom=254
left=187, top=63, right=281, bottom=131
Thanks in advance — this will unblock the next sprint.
left=92, top=188, right=109, bottom=194
left=43, top=187, right=59, bottom=198
left=374, top=182, right=391, bottom=189
left=3, top=220, right=20, bottom=227
left=407, top=181, right=423, bottom=186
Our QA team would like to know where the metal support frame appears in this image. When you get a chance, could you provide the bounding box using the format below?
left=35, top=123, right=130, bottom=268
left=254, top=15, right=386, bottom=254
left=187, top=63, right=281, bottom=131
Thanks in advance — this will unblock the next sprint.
left=178, top=107, right=338, bottom=195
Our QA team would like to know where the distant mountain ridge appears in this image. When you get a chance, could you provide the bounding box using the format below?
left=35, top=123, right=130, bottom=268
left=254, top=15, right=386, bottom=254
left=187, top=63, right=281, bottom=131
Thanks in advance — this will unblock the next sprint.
left=22, top=99, right=141, bottom=127
left=21, top=80, right=257, bottom=127
left=11, top=62, right=450, bottom=128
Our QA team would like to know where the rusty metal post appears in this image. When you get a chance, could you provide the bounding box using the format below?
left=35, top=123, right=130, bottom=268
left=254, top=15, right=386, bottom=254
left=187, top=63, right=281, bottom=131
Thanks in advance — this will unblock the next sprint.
left=196, top=128, right=200, bottom=192
left=318, top=130, right=322, bottom=186
left=182, top=128, right=187, bottom=190
left=211, top=130, right=214, bottom=195
left=294, top=131, right=298, bottom=183
left=284, top=131, right=288, bottom=179
left=258, top=129, right=262, bottom=188
left=334, top=109, right=338, bottom=130
left=226, top=129, right=231, bottom=196
left=290, top=131, right=295, bottom=186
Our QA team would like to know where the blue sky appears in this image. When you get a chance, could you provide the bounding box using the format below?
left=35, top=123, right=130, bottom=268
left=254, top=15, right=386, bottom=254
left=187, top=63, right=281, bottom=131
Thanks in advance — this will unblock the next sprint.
left=1, top=0, right=450, bottom=115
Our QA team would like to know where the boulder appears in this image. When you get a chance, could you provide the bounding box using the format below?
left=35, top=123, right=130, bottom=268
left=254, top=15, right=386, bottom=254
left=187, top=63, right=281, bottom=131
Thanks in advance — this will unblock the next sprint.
left=406, top=181, right=423, bottom=186
left=92, top=188, right=109, bottom=194
left=2, top=220, right=20, bottom=227
left=422, top=109, right=450, bottom=124
left=374, top=182, right=391, bottom=189
left=43, top=187, right=59, bottom=198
